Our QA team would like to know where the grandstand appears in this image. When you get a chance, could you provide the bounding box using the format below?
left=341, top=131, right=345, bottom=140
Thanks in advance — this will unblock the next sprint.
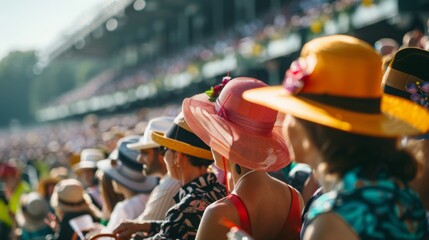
left=35, top=0, right=422, bottom=122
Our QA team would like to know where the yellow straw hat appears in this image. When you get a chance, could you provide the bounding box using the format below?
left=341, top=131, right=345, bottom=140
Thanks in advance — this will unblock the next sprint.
left=243, top=35, right=429, bottom=137
left=151, top=113, right=213, bottom=160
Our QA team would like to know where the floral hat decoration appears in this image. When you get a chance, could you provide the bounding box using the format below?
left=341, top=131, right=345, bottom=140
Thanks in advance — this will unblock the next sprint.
left=243, top=35, right=429, bottom=137
left=183, top=74, right=290, bottom=172
left=205, top=74, right=232, bottom=102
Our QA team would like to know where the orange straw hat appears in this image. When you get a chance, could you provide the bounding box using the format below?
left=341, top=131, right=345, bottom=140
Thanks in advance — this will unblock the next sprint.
left=151, top=113, right=213, bottom=160
left=182, top=77, right=290, bottom=171
left=243, top=35, right=429, bottom=137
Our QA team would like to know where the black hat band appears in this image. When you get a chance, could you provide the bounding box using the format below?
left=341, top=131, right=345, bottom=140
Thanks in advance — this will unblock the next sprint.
left=300, top=94, right=382, bottom=114
left=165, top=124, right=210, bottom=151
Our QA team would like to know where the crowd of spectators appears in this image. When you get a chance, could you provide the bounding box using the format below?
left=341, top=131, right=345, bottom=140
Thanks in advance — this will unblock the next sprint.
left=44, top=0, right=359, bottom=108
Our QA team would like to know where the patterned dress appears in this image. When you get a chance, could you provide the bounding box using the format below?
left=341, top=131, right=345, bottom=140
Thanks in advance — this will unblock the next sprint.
left=147, top=173, right=226, bottom=240
left=306, top=168, right=428, bottom=239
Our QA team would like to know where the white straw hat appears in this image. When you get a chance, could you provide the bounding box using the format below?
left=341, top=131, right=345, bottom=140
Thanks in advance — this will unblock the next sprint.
left=127, top=117, right=175, bottom=150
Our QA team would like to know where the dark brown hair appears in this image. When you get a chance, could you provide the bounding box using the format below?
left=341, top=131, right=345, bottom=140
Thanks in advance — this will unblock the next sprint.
left=298, top=118, right=417, bottom=182
left=97, top=170, right=124, bottom=215
left=187, top=155, right=212, bottom=168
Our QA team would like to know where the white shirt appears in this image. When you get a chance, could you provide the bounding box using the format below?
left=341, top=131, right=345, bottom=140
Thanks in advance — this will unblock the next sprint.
left=138, top=174, right=181, bottom=220
left=104, top=193, right=149, bottom=232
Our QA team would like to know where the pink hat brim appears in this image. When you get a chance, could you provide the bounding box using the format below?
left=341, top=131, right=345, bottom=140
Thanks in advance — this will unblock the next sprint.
left=183, top=93, right=290, bottom=172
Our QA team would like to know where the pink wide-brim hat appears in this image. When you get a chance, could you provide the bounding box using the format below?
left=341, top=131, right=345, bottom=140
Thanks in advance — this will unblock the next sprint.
left=183, top=77, right=290, bottom=172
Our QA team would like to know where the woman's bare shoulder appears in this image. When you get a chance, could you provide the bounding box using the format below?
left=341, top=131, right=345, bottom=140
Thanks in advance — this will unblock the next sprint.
left=204, top=196, right=236, bottom=218
left=196, top=196, right=240, bottom=240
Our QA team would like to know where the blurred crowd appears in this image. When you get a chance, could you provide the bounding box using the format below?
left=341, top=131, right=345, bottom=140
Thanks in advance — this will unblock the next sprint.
left=46, top=0, right=359, bottom=108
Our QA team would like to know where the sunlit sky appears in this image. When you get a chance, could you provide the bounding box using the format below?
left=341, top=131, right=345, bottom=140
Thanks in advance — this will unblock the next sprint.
left=0, top=0, right=106, bottom=61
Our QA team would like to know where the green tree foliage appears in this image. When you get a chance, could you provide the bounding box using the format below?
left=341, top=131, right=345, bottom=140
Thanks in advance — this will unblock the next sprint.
left=29, top=57, right=108, bottom=119
left=0, top=51, right=37, bottom=127
left=0, top=51, right=107, bottom=128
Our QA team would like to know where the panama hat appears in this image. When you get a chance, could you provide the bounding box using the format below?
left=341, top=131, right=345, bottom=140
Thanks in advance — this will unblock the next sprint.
left=182, top=77, right=290, bottom=171
left=382, top=47, right=429, bottom=107
left=127, top=117, right=175, bottom=150
left=97, top=136, right=159, bottom=193
left=151, top=113, right=213, bottom=160
left=37, top=177, right=61, bottom=198
left=72, top=148, right=105, bottom=173
left=382, top=47, right=429, bottom=138
left=50, top=179, right=93, bottom=213
left=243, top=35, right=429, bottom=137
left=16, top=192, right=50, bottom=232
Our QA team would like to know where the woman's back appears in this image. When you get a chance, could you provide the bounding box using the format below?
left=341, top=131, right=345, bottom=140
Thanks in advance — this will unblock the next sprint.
left=199, top=172, right=302, bottom=240
left=237, top=173, right=302, bottom=240
left=307, top=168, right=427, bottom=239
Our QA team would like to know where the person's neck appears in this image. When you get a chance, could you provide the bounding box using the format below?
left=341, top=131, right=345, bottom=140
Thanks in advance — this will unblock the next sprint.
left=148, top=160, right=168, bottom=178
left=154, top=168, right=168, bottom=179
left=180, top=166, right=207, bottom=186
left=120, top=189, right=138, bottom=199
left=235, top=170, right=257, bottom=188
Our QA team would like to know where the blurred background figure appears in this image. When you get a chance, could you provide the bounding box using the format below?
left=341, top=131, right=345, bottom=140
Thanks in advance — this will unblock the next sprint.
left=73, top=148, right=106, bottom=211
left=113, top=117, right=181, bottom=239
left=285, top=163, right=318, bottom=203
left=49, top=178, right=102, bottom=240
left=96, top=136, right=158, bottom=233
left=95, top=170, right=124, bottom=226
left=37, top=166, right=69, bottom=213
left=129, top=117, right=180, bottom=221
left=402, top=29, right=425, bottom=48
left=374, top=38, right=399, bottom=56
left=15, top=192, right=54, bottom=240
left=0, top=162, right=31, bottom=239
left=382, top=47, right=429, bottom=231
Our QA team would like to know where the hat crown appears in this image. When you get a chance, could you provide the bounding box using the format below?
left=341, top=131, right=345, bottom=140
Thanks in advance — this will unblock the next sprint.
left=57, top=179, right=85, bottom=203
left=80, top=148, right=105, bottom=162
left=133, top=117, right=175, bottom=150
left=298, top=35, right=383, bottom=98
left=216, top=77, right=278, bottom=134
left=113, top=136, right=144, bottom=171
left=22, top=193, right=49, bottom=220
left=98, top=136, right=159, bottom=193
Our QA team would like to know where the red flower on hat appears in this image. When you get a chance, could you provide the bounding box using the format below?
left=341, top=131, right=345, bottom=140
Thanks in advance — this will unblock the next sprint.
left=283, top=59, right=310, bottom=94
left=205, top=75, right=232, bottom=102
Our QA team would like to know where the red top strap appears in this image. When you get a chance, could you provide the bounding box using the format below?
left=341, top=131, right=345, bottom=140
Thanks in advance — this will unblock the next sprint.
left=227, top=193, right=252, bottom=236
left=228, top=186, right=302, bottom=239
left=283, top=186, right=302, bottom=240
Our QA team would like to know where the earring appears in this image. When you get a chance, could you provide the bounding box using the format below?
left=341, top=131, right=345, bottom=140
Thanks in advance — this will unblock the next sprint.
left=235, top=164, right=241, bottom=175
